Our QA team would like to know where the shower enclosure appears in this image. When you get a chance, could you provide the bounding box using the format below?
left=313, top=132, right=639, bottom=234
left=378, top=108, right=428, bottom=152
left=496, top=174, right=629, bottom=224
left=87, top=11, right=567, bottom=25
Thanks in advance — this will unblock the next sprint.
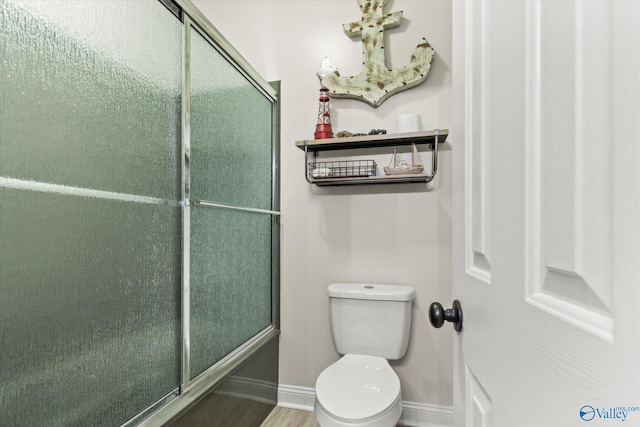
left=0, top=0, right=280, bottom=425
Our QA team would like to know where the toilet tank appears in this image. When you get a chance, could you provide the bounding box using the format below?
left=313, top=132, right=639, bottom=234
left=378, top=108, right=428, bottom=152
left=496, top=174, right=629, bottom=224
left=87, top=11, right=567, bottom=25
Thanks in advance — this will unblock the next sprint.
left=328, top=283, right=415, bottom=360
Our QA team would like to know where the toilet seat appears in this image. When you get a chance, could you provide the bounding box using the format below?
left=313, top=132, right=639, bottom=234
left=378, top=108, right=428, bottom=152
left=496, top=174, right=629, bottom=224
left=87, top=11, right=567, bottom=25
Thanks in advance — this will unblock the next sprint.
left=315, top=354, right=401, bottom=423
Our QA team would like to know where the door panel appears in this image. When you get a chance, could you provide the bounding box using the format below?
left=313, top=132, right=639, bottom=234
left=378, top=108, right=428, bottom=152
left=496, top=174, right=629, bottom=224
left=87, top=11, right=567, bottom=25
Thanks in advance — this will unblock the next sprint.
left=464, top=0, right=492, bottom=283
left=525, top=0, right=613, bottom=339
left=453, top=1, right=640, bottom=426
left=466, top=366, right=492, bottom=427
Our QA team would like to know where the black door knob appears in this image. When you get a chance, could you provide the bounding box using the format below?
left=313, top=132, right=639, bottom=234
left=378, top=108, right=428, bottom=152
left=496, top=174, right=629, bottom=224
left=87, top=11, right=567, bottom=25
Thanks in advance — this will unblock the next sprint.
left=429, top=300, right=463, bottom=332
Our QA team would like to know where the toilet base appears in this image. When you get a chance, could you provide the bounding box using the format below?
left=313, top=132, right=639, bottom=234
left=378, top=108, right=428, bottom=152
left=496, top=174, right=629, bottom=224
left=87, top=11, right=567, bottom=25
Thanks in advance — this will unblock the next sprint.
left=314, top=395, right=402, bottom=427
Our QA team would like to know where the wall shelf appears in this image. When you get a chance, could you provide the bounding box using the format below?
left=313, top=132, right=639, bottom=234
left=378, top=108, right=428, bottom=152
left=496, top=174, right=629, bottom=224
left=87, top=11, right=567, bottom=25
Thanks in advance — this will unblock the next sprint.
left=296, top=129, right=448, bottom=186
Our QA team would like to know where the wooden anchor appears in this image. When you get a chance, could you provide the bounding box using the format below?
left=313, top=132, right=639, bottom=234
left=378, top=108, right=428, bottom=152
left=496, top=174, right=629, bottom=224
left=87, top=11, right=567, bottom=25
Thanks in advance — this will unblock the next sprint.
left=317, top=0, right=435, bottom=108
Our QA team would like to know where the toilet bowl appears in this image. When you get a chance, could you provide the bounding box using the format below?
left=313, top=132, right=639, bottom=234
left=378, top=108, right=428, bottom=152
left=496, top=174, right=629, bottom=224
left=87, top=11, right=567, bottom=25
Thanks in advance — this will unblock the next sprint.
left=315, top=354, right=402, bottom=427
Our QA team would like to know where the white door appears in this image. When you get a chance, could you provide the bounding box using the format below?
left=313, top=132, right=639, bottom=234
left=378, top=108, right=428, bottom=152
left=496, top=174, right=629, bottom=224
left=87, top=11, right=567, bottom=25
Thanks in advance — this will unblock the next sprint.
left=451, top=1, right=640, bottom=426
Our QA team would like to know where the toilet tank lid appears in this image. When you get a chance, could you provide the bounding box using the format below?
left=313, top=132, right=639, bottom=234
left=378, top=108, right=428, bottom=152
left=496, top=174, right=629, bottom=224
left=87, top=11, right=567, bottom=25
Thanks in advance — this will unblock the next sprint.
left=328, top=283, right=415, bottom=301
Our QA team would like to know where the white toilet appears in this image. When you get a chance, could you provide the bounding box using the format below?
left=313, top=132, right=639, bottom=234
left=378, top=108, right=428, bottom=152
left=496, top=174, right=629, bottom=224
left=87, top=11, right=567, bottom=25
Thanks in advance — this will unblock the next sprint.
left=314, top=283, right=415, bottom=427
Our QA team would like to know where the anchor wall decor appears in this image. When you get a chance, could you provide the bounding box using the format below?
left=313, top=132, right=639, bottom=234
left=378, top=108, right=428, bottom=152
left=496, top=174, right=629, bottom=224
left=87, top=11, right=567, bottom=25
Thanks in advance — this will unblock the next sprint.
left=317, top=0, right=435, bottom=108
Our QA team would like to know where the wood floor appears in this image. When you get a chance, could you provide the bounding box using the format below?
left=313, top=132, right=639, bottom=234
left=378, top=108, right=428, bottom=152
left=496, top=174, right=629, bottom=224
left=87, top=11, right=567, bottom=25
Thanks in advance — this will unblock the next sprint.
left=167, top=392, right=407, bottom=427
left=167, top=394, right=273, bottom=427
left=261, top=406, right=408, bottom=427
left=260, top=406, right=319, bottom=427
left=166, top=393, right=317, bottom=427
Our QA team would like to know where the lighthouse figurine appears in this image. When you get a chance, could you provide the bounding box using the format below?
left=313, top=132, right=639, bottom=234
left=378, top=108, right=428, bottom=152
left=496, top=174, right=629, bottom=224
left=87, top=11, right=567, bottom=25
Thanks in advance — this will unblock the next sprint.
left=314, top=86, right=334, bottom=139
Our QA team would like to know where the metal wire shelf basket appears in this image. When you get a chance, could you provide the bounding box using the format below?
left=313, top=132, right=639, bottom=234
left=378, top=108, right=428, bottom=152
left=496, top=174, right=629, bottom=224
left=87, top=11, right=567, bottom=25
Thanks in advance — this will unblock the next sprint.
left=308, top=160, right=377, bottom=179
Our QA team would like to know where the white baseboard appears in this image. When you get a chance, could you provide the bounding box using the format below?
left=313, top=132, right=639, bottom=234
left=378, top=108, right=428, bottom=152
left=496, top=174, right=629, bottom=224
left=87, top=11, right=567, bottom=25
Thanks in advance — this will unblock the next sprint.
left=277, top=384, right=316, bottom=411
left=277, top=384, right=453, bottom=427
left=399, top=400, right=453, bottom=427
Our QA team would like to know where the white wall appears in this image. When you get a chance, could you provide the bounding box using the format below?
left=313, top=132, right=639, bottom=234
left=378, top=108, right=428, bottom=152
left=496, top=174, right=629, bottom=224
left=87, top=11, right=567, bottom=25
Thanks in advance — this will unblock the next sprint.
left=193, top=0, right=453, bottom=407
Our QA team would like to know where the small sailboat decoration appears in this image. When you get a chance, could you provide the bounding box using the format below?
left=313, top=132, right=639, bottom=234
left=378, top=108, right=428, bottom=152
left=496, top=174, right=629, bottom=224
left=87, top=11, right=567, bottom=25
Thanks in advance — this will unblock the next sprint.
left=384, top=143, right=424, bottom=175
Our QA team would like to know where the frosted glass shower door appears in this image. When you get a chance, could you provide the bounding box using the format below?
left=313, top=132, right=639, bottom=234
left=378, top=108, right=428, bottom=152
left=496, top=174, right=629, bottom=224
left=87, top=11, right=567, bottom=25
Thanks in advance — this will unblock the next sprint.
left=188, top=26, right=277, bottom=381
left=1, top=0, right=280, bottom=424
left=0, top=1, right=182, bottom=426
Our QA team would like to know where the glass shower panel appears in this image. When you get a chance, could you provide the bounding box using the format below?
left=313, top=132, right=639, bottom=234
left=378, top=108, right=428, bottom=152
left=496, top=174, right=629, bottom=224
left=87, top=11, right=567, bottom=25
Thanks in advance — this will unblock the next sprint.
left=190, top=28, right=273, bottom=210
left=0, top=0, right=182, bottom=200
left=0, top=1, right=182, bottom=425
left=0, top=189, right=181, bottom=426
left=189, top=207, right=273, bottom=380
